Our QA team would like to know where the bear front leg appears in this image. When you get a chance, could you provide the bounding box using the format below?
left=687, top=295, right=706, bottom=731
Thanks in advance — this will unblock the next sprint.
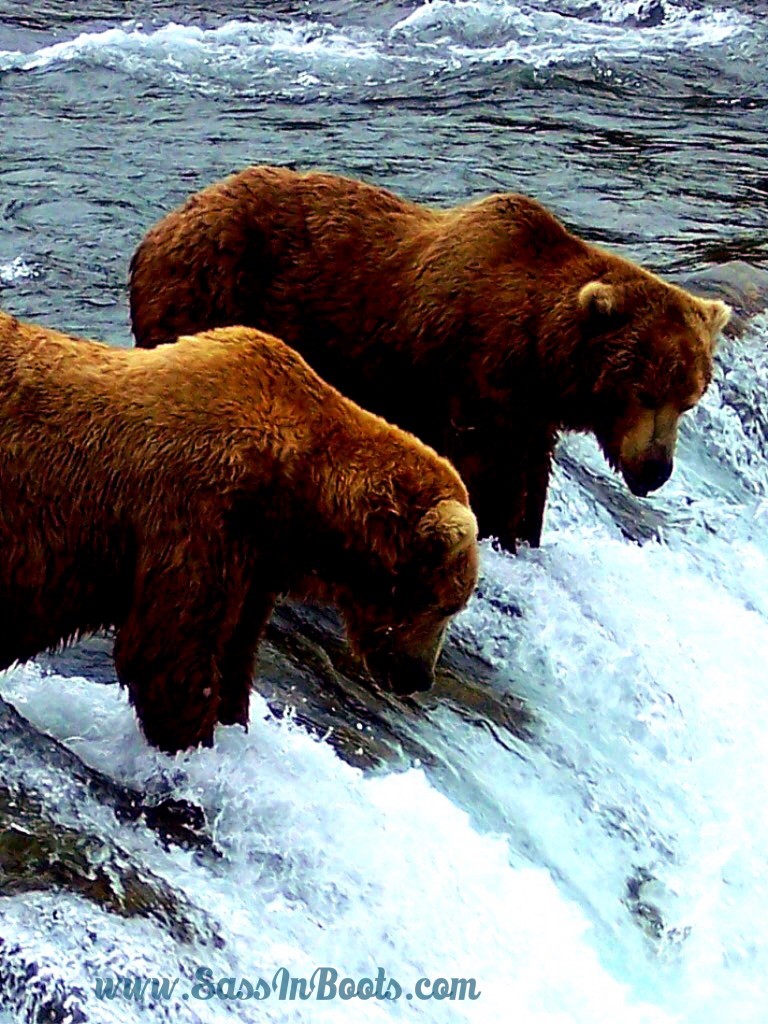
left=114, top=617, right=222, bottom=753
left=217, top=585, right=276, bottom=728
left=113, top=554, right=245, bottom=753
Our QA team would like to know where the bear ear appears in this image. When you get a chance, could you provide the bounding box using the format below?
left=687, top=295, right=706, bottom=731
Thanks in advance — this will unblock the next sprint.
left=417, top=500, right=478, bottom=557
left=702, top=298, right=731, bottom=345
left=578, top=280, right=622, bottom=318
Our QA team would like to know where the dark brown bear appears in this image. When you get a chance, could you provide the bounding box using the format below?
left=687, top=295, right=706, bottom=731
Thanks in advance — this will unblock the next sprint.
left=129, top=166, right=731, bottom=550
left=0, top=312, right=478, bottom=753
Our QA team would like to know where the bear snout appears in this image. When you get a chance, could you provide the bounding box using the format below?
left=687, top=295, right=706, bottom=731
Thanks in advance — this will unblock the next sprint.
left=387, top=654, right=436, bottom=696
left=366, top=651, right=436, bottom=696
left=623, top=456, right=673, bottom=497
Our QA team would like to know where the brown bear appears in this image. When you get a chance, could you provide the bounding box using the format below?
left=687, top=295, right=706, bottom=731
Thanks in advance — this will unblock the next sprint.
left=0, top=311, right=478, bottom=753
left=129, top=166, right=732, bottom=551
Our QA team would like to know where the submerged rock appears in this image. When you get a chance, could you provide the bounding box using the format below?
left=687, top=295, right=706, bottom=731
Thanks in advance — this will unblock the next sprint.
left=674, top=260, right=768, bottom=337
left=259, top=602, right=531, bottom=771
left=0, top=783, right=221, bottom=949
left=0, top=696, right=212, bottom=855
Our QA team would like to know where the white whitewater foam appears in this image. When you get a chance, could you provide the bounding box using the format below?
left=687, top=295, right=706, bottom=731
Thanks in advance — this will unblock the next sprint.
left=0, top=20, right=386, bottom=76
left=0, top=256, right=38, bottom=283
left=390, top=0, right=748, bottom=66
left=0, top=664, right=670, bottom=1024
left=0, top=2, right=749, bottom=89
left=462, top=528, right=768, bottom=1022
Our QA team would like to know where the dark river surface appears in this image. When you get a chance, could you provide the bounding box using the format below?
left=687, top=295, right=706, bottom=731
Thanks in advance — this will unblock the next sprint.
left=0, top=2, right=767, bottom=1022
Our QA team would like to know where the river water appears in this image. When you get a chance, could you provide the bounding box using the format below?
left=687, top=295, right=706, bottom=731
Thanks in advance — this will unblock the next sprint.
left=0, top=2, right=767, bottom=1022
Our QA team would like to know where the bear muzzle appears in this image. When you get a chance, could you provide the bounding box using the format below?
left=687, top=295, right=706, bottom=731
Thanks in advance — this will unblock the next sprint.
left=365, top=650, right=437, bottom=696
left=622, top=456, right=673, bottom=497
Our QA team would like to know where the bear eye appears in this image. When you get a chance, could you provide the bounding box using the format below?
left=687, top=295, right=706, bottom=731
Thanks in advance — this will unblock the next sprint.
left=636, top=389, right=657, bottom=409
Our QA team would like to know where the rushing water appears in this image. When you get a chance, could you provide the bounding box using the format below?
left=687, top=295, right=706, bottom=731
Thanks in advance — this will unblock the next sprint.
left=0, top=2, right=767, bottom=1022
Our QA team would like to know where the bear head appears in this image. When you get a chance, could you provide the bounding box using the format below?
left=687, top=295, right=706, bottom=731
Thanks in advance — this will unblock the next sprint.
left=576, top=275, right=731, bottom=497
left=337, top=498, right=479, bottom=696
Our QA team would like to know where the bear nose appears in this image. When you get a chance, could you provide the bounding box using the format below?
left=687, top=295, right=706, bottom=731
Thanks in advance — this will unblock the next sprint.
left=627, top=457, right=673, bottom=496
left=387, top=655, right=435, bottom=696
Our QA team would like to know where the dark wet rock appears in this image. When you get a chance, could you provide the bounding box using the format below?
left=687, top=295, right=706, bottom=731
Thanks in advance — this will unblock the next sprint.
left=555, top=0, right=665, bottom=28
left=258, top=601, right=531, bottom=771
left=625, top=867, right=664, bottom=941
left=582, top=0, right=668, bottom=29
left=674, top=260, right=768, bottom=337
left=35, top=631, right=116, bottom=684
left=0, top=696, right=213, bottom=855
left=0, top=784, right=222, bottom=949
left=136, top=799, right=209, bottom=853
left=626, top=0, right=666, bottom=29
left=624, top=866, right=691, bottom=948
